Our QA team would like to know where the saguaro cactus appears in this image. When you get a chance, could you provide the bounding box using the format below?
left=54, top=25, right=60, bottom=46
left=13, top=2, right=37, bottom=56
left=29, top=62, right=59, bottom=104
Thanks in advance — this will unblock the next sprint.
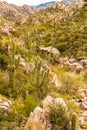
left=29, top=58, right=49, bottom=99
left=71, top=112, right=77, bottom=130
left=9, top=40, right=20, bottom=93
left=25, top=32, right=32, bottom=62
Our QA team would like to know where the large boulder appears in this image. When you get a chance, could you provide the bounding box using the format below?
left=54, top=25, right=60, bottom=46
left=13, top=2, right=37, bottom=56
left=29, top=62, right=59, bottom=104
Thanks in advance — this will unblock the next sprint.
left=25, top=107, right=51, bottom=130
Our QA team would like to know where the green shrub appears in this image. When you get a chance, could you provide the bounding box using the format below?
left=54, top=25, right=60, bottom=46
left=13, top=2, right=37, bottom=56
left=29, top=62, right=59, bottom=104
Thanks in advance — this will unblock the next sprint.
left=49, top=104, right=69, bottom=130
left=59, top=74, right=80, bottom=96
left=23, top=95, right=37, bottom=117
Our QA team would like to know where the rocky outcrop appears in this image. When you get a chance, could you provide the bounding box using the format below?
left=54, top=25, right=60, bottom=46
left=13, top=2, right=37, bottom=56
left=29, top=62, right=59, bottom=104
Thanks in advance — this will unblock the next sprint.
left=25, top=96, right=67, bottom=130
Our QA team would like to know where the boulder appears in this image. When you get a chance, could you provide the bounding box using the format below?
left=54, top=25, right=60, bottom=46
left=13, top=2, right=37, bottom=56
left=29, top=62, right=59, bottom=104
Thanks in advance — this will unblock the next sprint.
left=0, top=96, right=12, bottom=113
left=49, top=71, right=61, bottom=87
left=42, top=96, right=53, bottom=112
left=39, top=46, right=60, bottom=62
left=25, top=107, right=51, bottom=130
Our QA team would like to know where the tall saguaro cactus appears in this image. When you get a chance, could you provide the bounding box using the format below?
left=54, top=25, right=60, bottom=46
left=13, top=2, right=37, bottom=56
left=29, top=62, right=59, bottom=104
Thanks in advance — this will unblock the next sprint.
left=9, top=40, right=20, bottom=93
left=25, top=32, right=32, bottom=62
left=71, top=112, right=77, bottom=130
left=29, top=58, right=49, bottom=99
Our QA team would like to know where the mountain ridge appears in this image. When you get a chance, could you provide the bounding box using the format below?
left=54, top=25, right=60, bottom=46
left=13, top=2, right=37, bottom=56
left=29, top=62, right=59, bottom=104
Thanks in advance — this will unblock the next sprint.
left=36, top=1, right=56, bottom=9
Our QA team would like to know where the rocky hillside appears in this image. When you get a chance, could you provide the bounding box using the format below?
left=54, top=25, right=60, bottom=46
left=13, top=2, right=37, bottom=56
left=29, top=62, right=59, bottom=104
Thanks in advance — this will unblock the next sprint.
left=0, top=1, right=38, bottom=22
left=25, top=0, right=86, bottom=57
left=0, top=0, right=87, bottom=130
left=62, top=0, right=81, bottom=6
left=0, top=1, right=86, bottom=57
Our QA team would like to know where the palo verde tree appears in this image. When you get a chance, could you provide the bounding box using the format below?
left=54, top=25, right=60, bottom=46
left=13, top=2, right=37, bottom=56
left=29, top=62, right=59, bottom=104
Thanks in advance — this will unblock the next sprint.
left=29, top=58, right=49, bottom=99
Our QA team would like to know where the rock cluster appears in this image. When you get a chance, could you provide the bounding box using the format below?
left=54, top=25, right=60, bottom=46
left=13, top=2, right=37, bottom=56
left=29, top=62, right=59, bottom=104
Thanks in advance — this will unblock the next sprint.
left=59, top=57, right=87, bottom=73
left=25, top=96, right=67, bottom=130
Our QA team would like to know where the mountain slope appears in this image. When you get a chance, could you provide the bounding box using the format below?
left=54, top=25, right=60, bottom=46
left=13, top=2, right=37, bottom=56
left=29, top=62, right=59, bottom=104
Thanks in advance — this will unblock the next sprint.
left=0, top=1, right=38, bottom=22
left=0, top=1, right=87, bottom=58
left=62, top=0, right=81, bottom=6
left=27, top=1, right=87, bottom=57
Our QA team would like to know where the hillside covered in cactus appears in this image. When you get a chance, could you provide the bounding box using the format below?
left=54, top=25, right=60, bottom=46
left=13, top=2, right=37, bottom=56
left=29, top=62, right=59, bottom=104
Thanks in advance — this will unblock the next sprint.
left=0, top=0, right=87, bottom=130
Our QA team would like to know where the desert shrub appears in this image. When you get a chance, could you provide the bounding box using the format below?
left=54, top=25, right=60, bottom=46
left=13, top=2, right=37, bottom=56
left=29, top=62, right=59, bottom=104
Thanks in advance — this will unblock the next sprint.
left=23, top=95, right=37, bottom=117
left=67, top=100, right=79, bottom=116
left=49, top=104, right=69, bottom=130
left=59, top=74, right=81, bottom=96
